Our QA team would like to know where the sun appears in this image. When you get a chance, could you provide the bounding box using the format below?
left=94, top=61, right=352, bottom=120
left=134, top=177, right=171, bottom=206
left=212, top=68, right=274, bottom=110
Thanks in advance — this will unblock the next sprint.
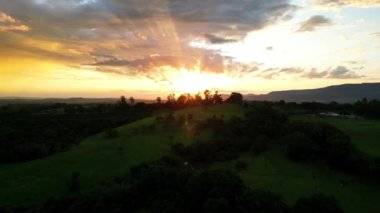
left=171, top=68, right=233, bottom=94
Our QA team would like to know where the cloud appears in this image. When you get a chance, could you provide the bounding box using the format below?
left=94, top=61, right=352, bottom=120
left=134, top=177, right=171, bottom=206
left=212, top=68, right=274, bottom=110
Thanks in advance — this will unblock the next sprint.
left=297, top=15, right=332, bottom=32
left=203, top=34, right=237, bottom=44
left=371, top=32, right=380, bottom=38
left=328, top=65, right=363, bottom=79
left=262, top=66, right=363, bottom=79
left=0, top=12, right=29, bottom=31
left=0, top=0, right=296, bottom=81
left=279, top=67, right=304, bottom=74
left=265, top=46, right=274, bottom=51
left=302, top=66, right=363, bottom=79
left=303, top=68, right=328, bottom=78
left=316, top=0, right=380, bottom=7
left=90, top=55, right=196, bottom=72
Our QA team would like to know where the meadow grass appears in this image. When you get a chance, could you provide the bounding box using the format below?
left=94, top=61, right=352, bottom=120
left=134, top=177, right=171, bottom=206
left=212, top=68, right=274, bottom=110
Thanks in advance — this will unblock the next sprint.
left=0, top=104, right=242, bottom=205
left=1, top=104, right=379, bottom=213
left=214, top=149, right=380, bottom=213
left=293, top=115, right=380, bottom=157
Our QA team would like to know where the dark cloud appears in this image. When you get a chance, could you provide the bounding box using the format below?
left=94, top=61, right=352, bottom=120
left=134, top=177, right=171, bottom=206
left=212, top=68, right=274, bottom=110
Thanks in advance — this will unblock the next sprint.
left=297, top=15, right=332, bottom=32
left=316, top=0, right=380, bottom=7
left=328, top=66, right=363, bottom=79
left=302, top=66, right=363, bottom=79
left=203, top=34, right=237, bottom=44
left=302, top=68, right=328, bottom=78
left=261, top=66, right=363, bottom=79
left=0, top=11, right=29, bottom=31
left=0, top=0, right=296, bottom=80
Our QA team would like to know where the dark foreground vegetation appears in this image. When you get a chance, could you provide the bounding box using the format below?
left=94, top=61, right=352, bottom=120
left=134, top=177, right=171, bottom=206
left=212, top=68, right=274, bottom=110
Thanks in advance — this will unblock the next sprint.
left=0, top=91, right=379, bottom=212
left=0, top=99, right=152, bottom=163
left=0, top=157, right=343, bottom=213
left=0, top=91, right=241, bottom=163
left=172, top=104, right=380, bottom=180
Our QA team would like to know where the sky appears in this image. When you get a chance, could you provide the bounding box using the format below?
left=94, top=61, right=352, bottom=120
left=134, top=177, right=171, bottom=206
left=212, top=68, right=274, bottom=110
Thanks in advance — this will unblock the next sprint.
left=0, top=0, right=379, bottom=98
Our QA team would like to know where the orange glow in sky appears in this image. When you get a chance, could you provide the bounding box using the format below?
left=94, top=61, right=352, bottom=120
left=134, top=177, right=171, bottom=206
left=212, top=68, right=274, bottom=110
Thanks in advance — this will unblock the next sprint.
left=0, top=0, right=379, bottom=98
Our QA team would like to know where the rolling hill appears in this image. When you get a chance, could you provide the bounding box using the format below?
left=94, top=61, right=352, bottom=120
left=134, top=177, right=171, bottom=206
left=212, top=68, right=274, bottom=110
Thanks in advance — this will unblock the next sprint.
left=0, top=104, right=379, bottom=213
left=245, top=83, right=380, bottom=103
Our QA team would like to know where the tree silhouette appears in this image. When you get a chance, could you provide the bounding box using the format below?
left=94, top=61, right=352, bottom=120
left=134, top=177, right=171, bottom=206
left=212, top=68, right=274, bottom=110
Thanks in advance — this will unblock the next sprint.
left=194, top=93, right=203, bottom=105
left=129, top=97, right=135, bottom=104
left=156, top=97, right=162, bottom=104
left=118, top=95, right=128, bottom=108
left=177, top=94, right=187, bottom=107
left=167, top=94, right=176, bottom=105
left=203, top=90, right=212, bottom=105
left=213, top=91, right=223, bottom=104
left=225, top=92, right=243, bottom=105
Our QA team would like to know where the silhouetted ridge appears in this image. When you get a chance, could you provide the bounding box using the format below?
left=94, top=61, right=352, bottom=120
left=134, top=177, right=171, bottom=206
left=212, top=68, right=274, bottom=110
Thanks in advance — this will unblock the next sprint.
left=245, top=83, right=380, bottom=103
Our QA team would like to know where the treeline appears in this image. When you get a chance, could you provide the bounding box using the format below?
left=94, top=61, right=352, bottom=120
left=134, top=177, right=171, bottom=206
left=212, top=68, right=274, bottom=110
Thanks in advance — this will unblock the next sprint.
left=257, top=98, right=380, bottom=119
left=0, top=101, right=153, bottom=163
left=0, top=157, right=344, bottom=213
left=162, top=91, right=242, bottom=109
left=0, top=91, right=242, bottom=163
left=171, top=104, right=380, bottom=180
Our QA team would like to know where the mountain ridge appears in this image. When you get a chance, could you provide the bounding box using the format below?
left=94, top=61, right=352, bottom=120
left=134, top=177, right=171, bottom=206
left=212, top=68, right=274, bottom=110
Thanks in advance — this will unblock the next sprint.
left=245, top=82, right=380, bottom=103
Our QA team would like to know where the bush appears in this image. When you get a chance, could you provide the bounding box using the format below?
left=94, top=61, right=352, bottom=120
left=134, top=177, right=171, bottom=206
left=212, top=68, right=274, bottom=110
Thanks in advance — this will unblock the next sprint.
left=250, top=135, right=269, bottom=155
left=234, top=161, right=248, bottom=172
left=293, top=194, right=344, bottom=213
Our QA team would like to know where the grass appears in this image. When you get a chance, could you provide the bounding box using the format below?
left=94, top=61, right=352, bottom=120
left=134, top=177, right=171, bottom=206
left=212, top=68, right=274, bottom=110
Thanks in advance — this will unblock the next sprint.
left=1, top=104, right=379, bottom=213
left=214, top=149, right=380, bottom=213
left=292, top=115, right=380, bottom=157
left=0, top=104, right=243, bottom=206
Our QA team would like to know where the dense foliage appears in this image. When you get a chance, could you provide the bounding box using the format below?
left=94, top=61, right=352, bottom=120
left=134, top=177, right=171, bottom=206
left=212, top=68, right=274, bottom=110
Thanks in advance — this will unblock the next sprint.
left=0, top=102, right=152, bottom=163
left=1, top=93, right=378, bottom=212
left=0, top=157, right=343, bottom=213
left=256, top=98, right=380, bottom=119
left=172, top=104, right=380, bottom=180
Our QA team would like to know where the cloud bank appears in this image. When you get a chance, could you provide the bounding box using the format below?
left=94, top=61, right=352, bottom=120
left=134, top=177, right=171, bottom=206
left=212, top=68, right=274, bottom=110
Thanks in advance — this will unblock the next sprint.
left=297, top=15, right=332, bottom=32
left=0, top=12, right=29, bottom=31
left=0, top=0, right=297, bottom=79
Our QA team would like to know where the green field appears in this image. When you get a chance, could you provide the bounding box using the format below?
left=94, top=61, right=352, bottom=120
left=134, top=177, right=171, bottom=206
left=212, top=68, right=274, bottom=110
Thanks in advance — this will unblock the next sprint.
left=293, top=115, right=380, bottom=157
left=0, top=105, right=379, bottom=213
left=214, top=150, right=380, bottom=213
left=0, top=104, right=243, bottom=206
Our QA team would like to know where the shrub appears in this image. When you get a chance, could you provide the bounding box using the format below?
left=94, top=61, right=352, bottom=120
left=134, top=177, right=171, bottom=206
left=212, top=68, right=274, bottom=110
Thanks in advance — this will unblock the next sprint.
left=235, top=161, right=248, bottom=172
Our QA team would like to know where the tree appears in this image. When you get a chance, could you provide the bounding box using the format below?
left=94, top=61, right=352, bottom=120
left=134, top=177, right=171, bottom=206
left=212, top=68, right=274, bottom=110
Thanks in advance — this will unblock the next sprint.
left=167, top=94, right=176, bottom=105
left=194, top=93, right=203, bottom=105
left=119, top=95, right=127, bottom=106
left=225, top=92, right=243, bottom=105
left=203, top=90, right=212, bottom=105
left=177, top=94, right=188, bottom=106
left=129, top=97, right=135, bottom=104
left=156, top=97, right=162, bottom=104
left=213, top=91, right=223, bottom=104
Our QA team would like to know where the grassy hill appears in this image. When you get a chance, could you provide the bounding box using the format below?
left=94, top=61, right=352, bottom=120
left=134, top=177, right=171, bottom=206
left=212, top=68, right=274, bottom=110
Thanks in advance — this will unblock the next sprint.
left=292, top=115, right=380, bottom=158
left=0, top=104, right=243, bottom=206
left=0, top=104, right=379, bottom=213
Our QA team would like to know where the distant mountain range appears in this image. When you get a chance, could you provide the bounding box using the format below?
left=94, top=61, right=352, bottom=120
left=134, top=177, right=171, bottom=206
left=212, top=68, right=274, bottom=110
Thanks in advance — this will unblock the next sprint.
left=245, top=83, right=380, bottom=103
left=0, top=98, right=154, bottom=105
